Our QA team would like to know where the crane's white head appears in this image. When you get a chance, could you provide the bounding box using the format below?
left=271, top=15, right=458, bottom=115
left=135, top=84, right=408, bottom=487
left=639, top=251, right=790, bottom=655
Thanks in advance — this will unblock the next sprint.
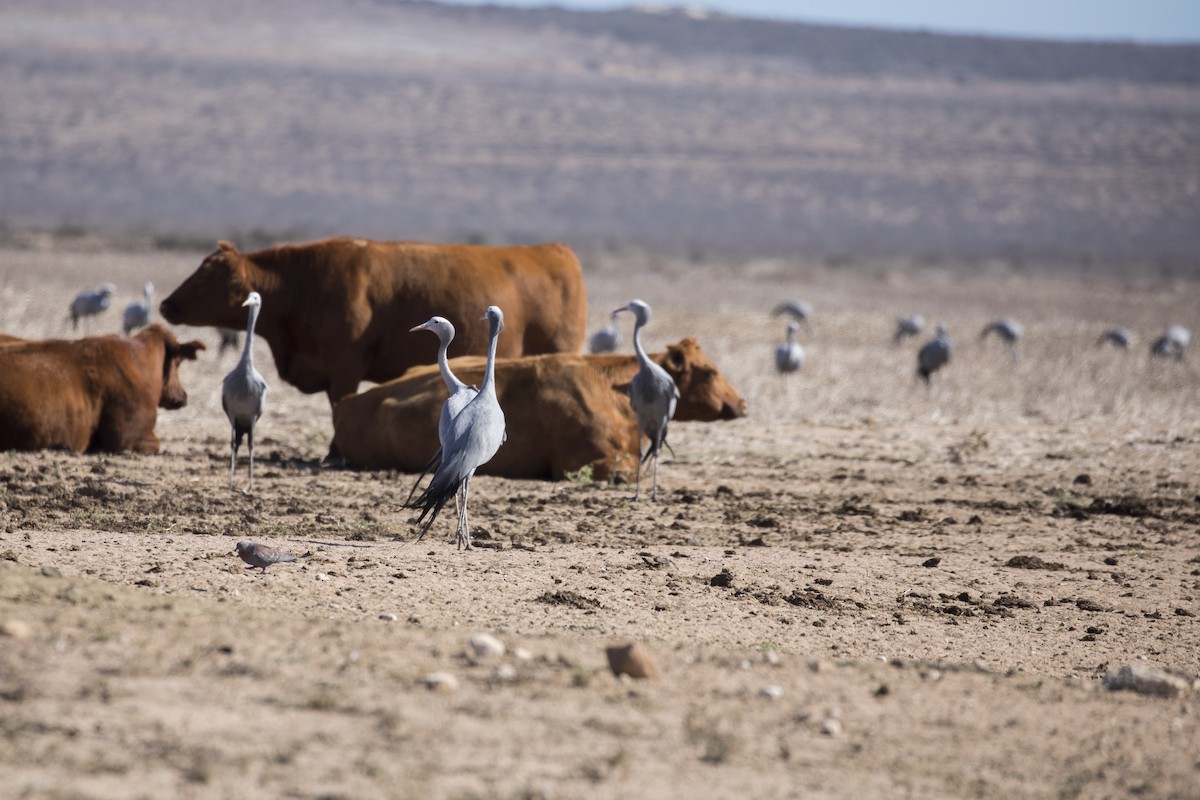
left=410, top=315, right=455, bottom=340
left=242, top=291, right=262, bottom=309
left=614, top=299, right=652, bottom=326
left=481, top=305, right=505, bottom=333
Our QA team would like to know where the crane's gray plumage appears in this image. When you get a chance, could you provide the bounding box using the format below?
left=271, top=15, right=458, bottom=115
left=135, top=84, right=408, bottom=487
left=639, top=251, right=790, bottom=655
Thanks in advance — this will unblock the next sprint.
left=122, top=282, right=154, bottom=335
left=772, top=299, right=813, bottom=331
left=615, top=299, right=679, bottom=502
left=406, top=316, right=479, bottom=502
left=588, top=311, right=621, bottom=354
left=917, top=324, right=951, bottom=385
left=222, top=292, right=268, bottom=494
left=406, top=306, right=507, bottom=550
left=1097, top=327, right=1132, bottom=349
left=68, top=283, right=116, bottom=331
left=893, top=314, right=925, bottom=344
left=981, top=317, right=1023, bottom=362
left=775, top=321, right=804, bottom=374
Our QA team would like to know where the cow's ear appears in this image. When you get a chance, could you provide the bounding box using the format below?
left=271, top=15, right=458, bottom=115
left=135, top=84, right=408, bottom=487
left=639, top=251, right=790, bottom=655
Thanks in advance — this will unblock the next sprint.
left=666, top=346, right=687, bottom=372
left=178, top=340, right=206, bottom=360
left=217, top=240, right=238, bottom=253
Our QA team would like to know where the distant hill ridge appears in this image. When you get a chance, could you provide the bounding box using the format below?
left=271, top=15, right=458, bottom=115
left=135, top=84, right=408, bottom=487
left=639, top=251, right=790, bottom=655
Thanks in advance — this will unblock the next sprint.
left=405, top=0, right=1200, bottom=85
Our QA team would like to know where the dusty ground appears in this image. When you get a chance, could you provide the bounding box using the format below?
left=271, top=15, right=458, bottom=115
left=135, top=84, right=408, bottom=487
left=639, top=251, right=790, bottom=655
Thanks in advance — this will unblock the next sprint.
left=1, top=242, right=1199, bottom=799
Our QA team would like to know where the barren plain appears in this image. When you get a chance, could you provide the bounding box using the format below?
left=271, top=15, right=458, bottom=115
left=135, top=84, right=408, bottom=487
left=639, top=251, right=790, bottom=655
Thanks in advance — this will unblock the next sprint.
left=0, top=242, right=1198, bottom=799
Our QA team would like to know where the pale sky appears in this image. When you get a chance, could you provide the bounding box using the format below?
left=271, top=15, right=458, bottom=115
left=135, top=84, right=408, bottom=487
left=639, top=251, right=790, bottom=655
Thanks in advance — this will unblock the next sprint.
left=437, top=0, right=1200, bottom=43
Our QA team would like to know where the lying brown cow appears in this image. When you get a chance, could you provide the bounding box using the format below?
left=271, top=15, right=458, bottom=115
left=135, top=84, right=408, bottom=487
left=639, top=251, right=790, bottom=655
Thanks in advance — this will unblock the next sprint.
left=331, top=337, right=747, bottom=480
left=0, top=324, right=205, bottom=453
left=160, top=237, right=588, bottom=407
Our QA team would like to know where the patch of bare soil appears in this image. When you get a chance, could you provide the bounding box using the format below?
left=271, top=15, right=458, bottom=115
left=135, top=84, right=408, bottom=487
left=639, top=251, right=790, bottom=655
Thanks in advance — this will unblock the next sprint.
left=1, top=245, right=1198, bottom=798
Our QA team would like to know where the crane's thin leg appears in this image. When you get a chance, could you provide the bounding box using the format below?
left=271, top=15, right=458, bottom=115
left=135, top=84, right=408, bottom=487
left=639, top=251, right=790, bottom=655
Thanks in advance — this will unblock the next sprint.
left=457, top=475, right=472, bottom=550
left=247, top=428, right=254, bottom=495
left=651, top=451, right=659, bottom=502
left=229, top=431, right=238, bottom=489
left=633, top=430, right=644, bottom=502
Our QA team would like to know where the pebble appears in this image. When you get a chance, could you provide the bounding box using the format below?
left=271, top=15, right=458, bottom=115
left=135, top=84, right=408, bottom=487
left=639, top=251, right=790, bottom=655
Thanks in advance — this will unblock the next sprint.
left=605, top=643, right=659, bottom=679
left=315, top=573, right=330, bottom=582
left=760, top=685, right=784, bottom=700
left=0, top=619, right=33, bottom=640
left=1103, top=663, right=1193, bottom=698
left=513, top=647, right=533, bottom=662
left=492, top=663, right=517, bottom=682
left=378, top=613, right=397, bottom=622
left=469, top=633, right=506, bottom=658
left=423, top=671, right=459, bottom=693
left=820, top=718, right=843, bottom=737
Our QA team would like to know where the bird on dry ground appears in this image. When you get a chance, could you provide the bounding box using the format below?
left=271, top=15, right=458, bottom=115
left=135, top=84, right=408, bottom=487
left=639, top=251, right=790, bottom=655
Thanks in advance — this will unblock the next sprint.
left=236, top=541, right=296, bottom=573
left=406, top=315, right=478, bottom=502
left=588, top=311, right=621, bottom=354
left=615, top=299, right=679, bottom=502
left=772, top=299, right=813, bottom=332
left=405, top=306, right=507, bottom=550
left=981, top=318, right=1024, bottom=362
left=1150, top=326, right=1190, bottom=360
left=122, top=282, right=154, bottom=335
left=1097, top=327, right=1132, bottom=349
left=917, top=324, right=952, bottom=386
left=223, top=292, right=268, bottom=494
left=775, top=321, right=804, bottom=374
left=68, top=283, right=116, bottom=331
left=893, top=314, right=925, bottom=344
left=217, top=328, right=240, bottom=357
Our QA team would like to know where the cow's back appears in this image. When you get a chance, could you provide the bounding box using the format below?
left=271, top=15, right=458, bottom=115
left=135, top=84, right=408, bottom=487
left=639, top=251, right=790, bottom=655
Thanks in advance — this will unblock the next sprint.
left=0, top=341, right=99, bottom=451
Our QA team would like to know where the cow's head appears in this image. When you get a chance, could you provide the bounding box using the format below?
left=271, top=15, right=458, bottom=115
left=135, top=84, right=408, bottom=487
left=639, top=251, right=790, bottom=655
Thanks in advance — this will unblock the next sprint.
left=139, top=323, right=206, bottom=409
left=657, top=337, right=747, bottom=421
left=160, top=241, right=256, bottom=327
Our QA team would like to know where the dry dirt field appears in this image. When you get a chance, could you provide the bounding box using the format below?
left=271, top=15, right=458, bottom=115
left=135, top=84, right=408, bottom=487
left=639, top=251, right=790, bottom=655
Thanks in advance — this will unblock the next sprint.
left=1, top=241, right=1199, bottom=799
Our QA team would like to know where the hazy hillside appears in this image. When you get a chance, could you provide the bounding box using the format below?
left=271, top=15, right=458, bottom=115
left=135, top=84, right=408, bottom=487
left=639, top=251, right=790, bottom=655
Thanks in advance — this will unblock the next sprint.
left=2, top=0, right=1199, bottom=260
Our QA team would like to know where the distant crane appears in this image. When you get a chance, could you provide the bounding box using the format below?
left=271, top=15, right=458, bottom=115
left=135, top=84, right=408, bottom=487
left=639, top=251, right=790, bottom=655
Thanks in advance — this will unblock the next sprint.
left=772, top=299, right=813, bottom=332
left=614, top=299, right=679, bottom=502
left=1150, top=325, right=1191, bottom=360
left=981, top=318, right=1023, bottom=362
left=122, top=282, right=154, bottom=335
left=893, top=314, right=925, bottom=344
left=917, top=324, right=952, bottom=386
left=775, top=321, right=805, bottom=374
left=406, top=306, right=507, bottom=550
left=68, top=283, right=116, bottom=332
left=588, top=311, right=621, bottom=354
left=222, top=292, right=269, bottom=494
left=1096, top=327, right=1132, bottom=349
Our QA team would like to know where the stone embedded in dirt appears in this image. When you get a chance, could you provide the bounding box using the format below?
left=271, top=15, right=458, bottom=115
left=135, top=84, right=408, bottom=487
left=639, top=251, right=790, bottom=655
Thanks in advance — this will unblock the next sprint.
left=469, top=633, right=506, bottom=658
left=1075, top=598, right=1110, bottom=612
left=1175, top=608, right=1196, bottom=617
left=492, top=663, right=517, bottom=682
left=710, top=568, right=735, bottom=587
left=0, top=619, right=34, bottom=640
left=1103, top=556, right=1119, bottom=566
left=759, top=685, right=783, bottom=700
left=605, top=643, right=659, bottom=679
left=423, top=671, right=459, bottom=693
left=378, top=613, right=397, bottom=622
left=820, top=718, right=843, bottom=736
left=1074, top=473, right=1092, bottom=485
left=922, top=557, right=941, bottom=568
left=1005, top=555, right=1066, bottom=571
left=536, top=590, right=601, bottom=609
left=1103, top=664, right=1194, bottom=698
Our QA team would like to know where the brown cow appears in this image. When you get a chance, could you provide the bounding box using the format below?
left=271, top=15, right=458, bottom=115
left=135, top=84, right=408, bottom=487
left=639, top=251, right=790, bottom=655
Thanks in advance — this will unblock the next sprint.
left=331, top=337, right=747, bottom=481
left=159, top=237, right=588, bottom=407
left=0, top=324, right=205, bottom=453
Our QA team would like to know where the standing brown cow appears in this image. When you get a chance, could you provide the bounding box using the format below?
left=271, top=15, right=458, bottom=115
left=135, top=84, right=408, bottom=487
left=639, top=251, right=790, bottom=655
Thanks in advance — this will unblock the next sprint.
left=159, top=237, right=588, bottom=407
left=0, top=324, right=205, bottom=453
left=331, top=337, right=747, bottom=480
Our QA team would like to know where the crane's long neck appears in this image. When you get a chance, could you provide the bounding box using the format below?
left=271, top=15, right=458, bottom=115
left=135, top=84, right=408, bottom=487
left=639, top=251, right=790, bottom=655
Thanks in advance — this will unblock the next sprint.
left=787, top=327, right=796, bottom=345
left=632, top=316, right=651, bottom=370
left=479, top=319, right=500, bottom=397
left=242, top=304, right=259, bottom=366
left=436, top=331, right=456, bottom=389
